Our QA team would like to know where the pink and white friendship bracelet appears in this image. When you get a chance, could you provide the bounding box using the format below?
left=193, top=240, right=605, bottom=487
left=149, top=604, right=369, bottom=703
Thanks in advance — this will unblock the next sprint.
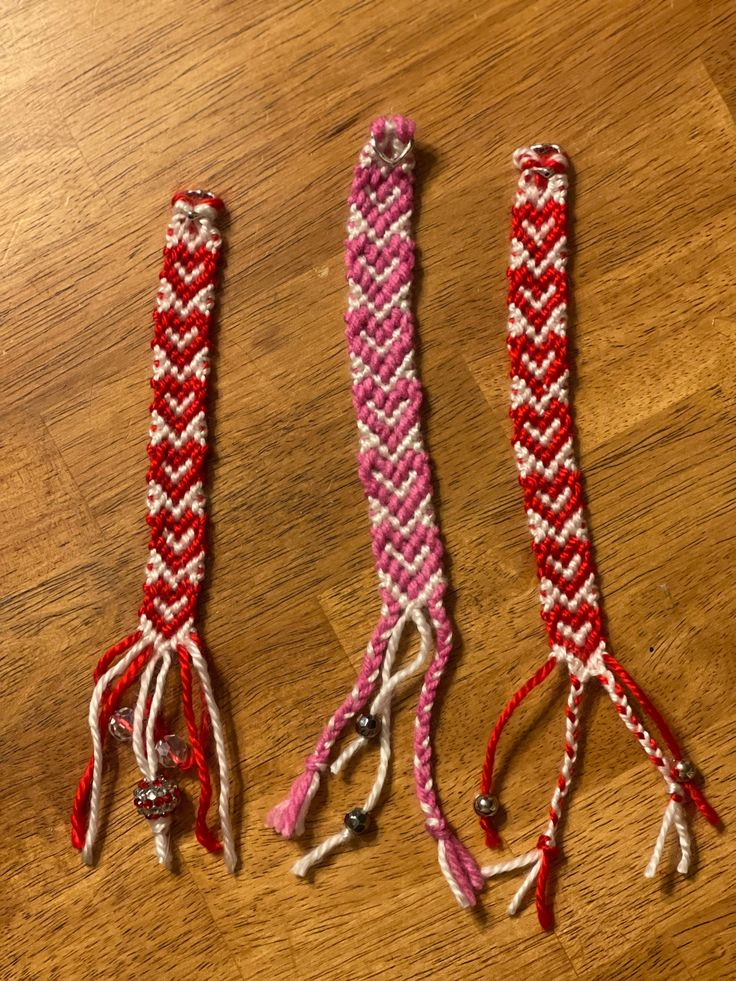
left=71, top=192, right=236, bottom=872
left=267, top=116, right=484, bottom=907
left=475, top=146, right=719, bottom=929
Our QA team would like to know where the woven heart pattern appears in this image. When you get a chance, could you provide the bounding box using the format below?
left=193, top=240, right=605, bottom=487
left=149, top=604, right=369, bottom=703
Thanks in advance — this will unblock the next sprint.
left=507, top=148, right=604, bottom=667
left=72, top=193, right=235, bottom=874
left=140, top=203, right=221, bottom=637
left=267, top=118, right=483, bottom=909
left=345, top=120, right=445, bottom=608
left=478, top=147, right=718, bottom=931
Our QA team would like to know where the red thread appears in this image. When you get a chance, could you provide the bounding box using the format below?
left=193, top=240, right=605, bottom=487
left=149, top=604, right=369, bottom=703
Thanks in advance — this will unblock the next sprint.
left=535, top=835, right=559, bottom=931
left=603, top=653, right=720, bottom=826
left=178, top=644, right=222, bottom=853
left=93, top=632, right=140, bottom=683
left=170, top=190, right=224, bottom=211
left=71, top=645, right=152, bottom=848
left=479, top=656, right=557, bottom=847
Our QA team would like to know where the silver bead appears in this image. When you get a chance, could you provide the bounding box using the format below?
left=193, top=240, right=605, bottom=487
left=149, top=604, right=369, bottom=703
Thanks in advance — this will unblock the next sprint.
left=473, top=793, right=499, bottom=818
left=133, top=776, right=182, bottom=821
left=108, top=707, right=134, bottom=741
left=355, top=714, right=380, bottom=739
left=344, top=807, right=369, bottom=834
left=676, top=759, right=698, bottom=782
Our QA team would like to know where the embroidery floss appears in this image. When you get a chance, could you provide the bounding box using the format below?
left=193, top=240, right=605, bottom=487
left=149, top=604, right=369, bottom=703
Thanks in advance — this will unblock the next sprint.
left=267, top=116, right=483, bottom=908
left=71, top=191, right=236, bottom=872
left=479, top=145, right=719, bottom=929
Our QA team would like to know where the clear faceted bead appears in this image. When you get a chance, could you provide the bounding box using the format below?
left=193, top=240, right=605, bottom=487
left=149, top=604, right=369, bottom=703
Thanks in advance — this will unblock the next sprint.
left=155, top=734, right=191, bottom=768
left=108, top=707, right=134, bottom=741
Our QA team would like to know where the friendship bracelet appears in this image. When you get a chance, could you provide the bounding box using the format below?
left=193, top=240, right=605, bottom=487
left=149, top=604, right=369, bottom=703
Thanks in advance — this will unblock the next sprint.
left=477, top=146, right=719, bottom=929
left=267, top=116, right=484, bottom=908
left=71, top=192, right=236, bottom=872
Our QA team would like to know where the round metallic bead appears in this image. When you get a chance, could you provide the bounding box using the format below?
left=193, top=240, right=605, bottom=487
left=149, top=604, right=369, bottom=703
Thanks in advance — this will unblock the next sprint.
left=676, top=759, right=699, bottom=782
left=132, top=776, right=182, bottom=821
left=344, top=807, right=370, bottom=834
left=473, top=793, right=500, bottom=818
left=355, top=713, right=380, bottom=740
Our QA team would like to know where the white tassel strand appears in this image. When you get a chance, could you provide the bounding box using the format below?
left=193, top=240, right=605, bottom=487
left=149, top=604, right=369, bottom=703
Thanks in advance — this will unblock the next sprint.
left=81, top=626, right=154, bottom=866
left=292, top=608, right=432, bottom=878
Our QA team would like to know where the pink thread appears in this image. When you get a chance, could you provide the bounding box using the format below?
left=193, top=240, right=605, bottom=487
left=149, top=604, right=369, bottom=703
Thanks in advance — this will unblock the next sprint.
left=267, top=116, right=481, bottom=906
left=266, top=603, right=400, bottom=837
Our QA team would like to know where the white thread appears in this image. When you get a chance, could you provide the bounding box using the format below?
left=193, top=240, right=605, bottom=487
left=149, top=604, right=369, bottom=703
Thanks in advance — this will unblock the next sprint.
left=292, top=608, right=433, bottom=876
left=645, top=798, right=676, bottom=878
left=437, top=839, right=473, bottom=909
left=645, top=792, right=692, bottom=878
left=508, top=856, right=542, bottom=916
left=146, top=648, right=171, bottom=778
left=150, top=816, right=173, bottom=869
left=130, top=647, right=175, bottom=867
left=672, top=800, right=692, bottom=874
left=482, top=848, right=543, bottom=916
left=81, top=628, right=153, bottom=866
left=481, top=848, right=540, bottom=878
left=331, top=607, right=432, bottom=776
left=132, top=650, right=163, bottom=779
left=292, top=829, right=351, bottom=878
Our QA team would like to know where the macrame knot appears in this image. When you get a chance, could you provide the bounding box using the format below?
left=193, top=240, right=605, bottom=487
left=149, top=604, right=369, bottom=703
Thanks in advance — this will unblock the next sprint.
left=429, top=818, right=450, bottom=841
left=171, top=189, right=225, bottom=212
left=536, top=834, right=559, bottom=860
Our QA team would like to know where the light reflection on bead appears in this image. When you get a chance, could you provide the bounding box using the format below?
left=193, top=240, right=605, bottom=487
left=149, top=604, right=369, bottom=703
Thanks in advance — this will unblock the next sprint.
left=155, top=734, right=191, bottom=769
left=133, top=776, right=182, bottom=820
left=344, top=807, right=369, bottom=834
left=355, top=713, right=380, bottom=739
left=473, top=793, right=500, bottom=818
left=676, top=759, right=698, bottom=782
left=109, top=707, right=134, bottom=741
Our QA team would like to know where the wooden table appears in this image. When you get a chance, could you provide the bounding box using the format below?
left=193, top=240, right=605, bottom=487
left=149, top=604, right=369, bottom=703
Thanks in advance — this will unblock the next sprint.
left=2, top=1, right=734, bottom=977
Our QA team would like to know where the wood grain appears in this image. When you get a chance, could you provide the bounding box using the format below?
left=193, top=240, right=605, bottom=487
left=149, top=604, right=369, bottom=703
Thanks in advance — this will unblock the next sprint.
left=2, top=1, right=735, bottom=978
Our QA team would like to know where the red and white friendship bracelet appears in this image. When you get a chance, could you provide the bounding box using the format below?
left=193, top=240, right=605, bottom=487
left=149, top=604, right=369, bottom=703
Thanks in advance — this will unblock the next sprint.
left=267, top=116, right=484, bottom=907
left=71, top=191, right=236, bottom=872
left=475, top=146, right=720, bottom=929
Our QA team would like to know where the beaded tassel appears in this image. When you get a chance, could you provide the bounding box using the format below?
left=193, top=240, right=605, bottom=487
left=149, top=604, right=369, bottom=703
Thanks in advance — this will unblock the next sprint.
left=478, top=146, right=719, bottom=929
left=71, top=191, right=236, bottom=872
left=267, top=116, right=483, bottom=907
